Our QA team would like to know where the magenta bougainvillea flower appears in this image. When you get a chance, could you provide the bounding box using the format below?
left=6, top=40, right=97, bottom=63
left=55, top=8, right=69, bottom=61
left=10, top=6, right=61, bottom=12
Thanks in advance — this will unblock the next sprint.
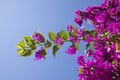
left=54, top=37, right=63, bottom=45
left=74, top=10, right=83, bottom=26
left=77, top=55, right=85, bottom=67
left=67, top=24, right=75, bottom=32
left=66, top=46, right=76, bottom=55
left=75, top=0, right=120, bottom=79
left=74, top=17, right=83, bottom=26
left=76, top=28, right=84, bottom=37
left=32, top=32, right=42, bottom=42
left=84, top=35, right=91, bottom=42
left=34, top=48, right=43, bottom=61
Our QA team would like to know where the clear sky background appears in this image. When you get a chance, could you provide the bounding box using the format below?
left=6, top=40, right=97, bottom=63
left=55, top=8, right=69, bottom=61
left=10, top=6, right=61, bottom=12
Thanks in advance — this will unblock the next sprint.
left=0, top=0, right=103, bottom=80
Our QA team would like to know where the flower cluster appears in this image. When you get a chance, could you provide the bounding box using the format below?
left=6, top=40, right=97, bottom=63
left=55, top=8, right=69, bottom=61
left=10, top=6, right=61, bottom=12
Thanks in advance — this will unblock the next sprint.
left=74, top=0, right=120, bottom=79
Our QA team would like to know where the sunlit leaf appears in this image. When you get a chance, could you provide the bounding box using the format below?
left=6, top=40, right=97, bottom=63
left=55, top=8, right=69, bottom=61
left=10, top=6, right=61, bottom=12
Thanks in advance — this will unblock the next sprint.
left=61, top=30, right=68, bottom=40
left=49, top=32, right=56, bottom=41
left=16, top=40, right=25, bottom=49
left=24, top=36, right=36, bottom=49
left=57, top=30, right=68, bottom=40
left=17, top=49, right=24, bottom=54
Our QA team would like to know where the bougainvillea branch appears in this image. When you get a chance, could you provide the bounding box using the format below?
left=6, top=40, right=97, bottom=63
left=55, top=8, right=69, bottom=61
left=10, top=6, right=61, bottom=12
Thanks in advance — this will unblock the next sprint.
left=16, top=0, right=120, bottom=80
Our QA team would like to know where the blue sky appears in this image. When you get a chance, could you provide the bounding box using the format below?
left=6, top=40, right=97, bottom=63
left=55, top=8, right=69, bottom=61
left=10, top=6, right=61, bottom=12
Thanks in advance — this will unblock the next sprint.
left=0, top=0, right=103, bottom=80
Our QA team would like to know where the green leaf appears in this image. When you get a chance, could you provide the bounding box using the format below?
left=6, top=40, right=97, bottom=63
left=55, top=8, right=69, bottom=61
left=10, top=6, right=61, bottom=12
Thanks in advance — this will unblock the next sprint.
left=45, top=40, right=52, bottom=48
left=57, top=32, right=63, bottom=38
left=90, top=30, right=97, bottom=37
left=100, top=30, right=108, bottom=38
left=73, top=42, right=80, bottom=50
left=57, top=30, right=68, bottom=40
left=49, top=32, right=56, bottom=41
left=16, top=36, right=36, bottom=57
left=52, top=45, right=60, bottom=57
left=86, top=43, right=90, bottom=50
left=61, top=30, right=68, bottom=40
left=17, top=49, right=24, bottom=54
left=31, top=46, right=36, bottom=50
left=81, top=35, right=86, bottom=40
left=16, top=40, right=25, bottom=49
left=40, top=49, right=47, bottom=59
left=68, top=25, right=76, bottom=37
left=24, top=36, right=36, bottom=46
left=20, top=50, right=33, bottom=57
left=91, top=44, right=94, bottom=49
left=116, top=43, right=120, bottom=51
left=111, top=34, right=120, bottom=42
left=24, top=36, right=32, bottom=41
left=38, top=33, right=45, bottom=43
left=69, top=31, right=76, bottom=37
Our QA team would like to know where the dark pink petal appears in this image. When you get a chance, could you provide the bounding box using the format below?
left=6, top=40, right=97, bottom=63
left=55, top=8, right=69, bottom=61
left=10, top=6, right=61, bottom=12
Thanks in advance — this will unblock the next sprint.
left=34, top=48, right=43, bottom=61
left=32, top=32, right=42, bottom=42
left=54, top=37, right=63, bottom=45
left=66, top=46, right=76, bottom=55
left=77, top=55, right=85, bottom=67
